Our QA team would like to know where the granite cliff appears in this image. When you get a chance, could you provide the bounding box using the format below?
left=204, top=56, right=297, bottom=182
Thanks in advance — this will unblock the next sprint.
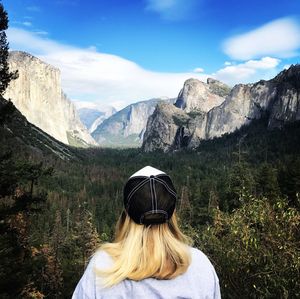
left=174, top=78, right=229, bottom=112
left=78, top=106, right=116, bottom=134
left=142, top=66, right=300, bottom=152
left=92, top=98, right=174, bottom=147
left=0, top=96, right=78, bottom=161
left=4, top=51, right=97, bottom=147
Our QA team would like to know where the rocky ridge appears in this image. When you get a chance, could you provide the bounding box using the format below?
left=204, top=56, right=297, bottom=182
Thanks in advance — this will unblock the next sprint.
left=92, top=97, right=174, bottom=147
left=142, top=66, right=300, bottom=152
left=174, top=78, right=228, bottom=112
left=78, top=106, right=116, bottom=133
left=0, top=96, right=78, bottom=161
left=4, top=51, right=97, bottom=147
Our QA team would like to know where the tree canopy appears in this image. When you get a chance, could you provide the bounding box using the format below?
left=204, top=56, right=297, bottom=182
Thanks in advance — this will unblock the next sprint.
left=0, top=2, right=18, bottom=95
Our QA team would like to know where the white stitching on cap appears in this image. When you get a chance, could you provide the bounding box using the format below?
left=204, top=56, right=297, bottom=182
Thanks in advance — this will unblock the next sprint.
left=153, top=178, right=158, bottom=212
left=150, top=177, right=154, bottom=213
left=126, top=178, right=148, bottom=201
left=153, top=177, right=177, bottom=198
left=126, top=178, right=149, bottom=210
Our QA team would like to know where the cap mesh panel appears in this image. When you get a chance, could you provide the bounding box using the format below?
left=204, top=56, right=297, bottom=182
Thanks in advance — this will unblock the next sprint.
left=123, top=175, right=177, bottom=225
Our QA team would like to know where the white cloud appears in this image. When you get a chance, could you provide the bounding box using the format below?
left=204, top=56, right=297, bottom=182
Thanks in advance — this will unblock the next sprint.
left=26, top=6, right=41, bottom=12
left=74, top=100, right=115, bottom=111
left=7, top=27, right=207, bottom=109
left=34, top=30, right=49, bottom=36
left=7, top=28, right=286, bottom=108
left=224, top=61, right=231, bottom=66
left=55, top=0, right=79, bottom=5
left=215, top=57, right=281, bottom=86
left=223, top=17, right=300, bottom=60
left=22, top=21, right=32, bottom=27
left=145, top=0, right=198, bottom=21
left=193, top=67, right=204, bottom=73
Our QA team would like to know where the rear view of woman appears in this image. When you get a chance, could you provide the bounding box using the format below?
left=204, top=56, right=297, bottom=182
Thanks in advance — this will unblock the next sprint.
left=72, top=166, right=221, bottom=299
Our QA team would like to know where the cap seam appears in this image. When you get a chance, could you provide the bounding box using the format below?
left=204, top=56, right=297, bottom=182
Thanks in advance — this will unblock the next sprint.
left=153, top=178, right=158, bottom=212
left=153, top=177, right=177, bottom=198
left=150, top=177, right=154, bottom=214
left=126, top=178, right=148, bottom=202
left=126, top=178, right=149, bottom=210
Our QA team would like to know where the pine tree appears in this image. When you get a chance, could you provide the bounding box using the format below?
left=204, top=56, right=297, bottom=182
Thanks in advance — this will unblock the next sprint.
left=257, top=163, right=280, bottom=199
left=0, top=2, right=18, bottom=95
left=0, top=153, right=52, bottom=298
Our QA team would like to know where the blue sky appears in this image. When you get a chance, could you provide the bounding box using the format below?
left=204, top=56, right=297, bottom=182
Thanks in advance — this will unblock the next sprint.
left=3, top=0, right=300, bottom=109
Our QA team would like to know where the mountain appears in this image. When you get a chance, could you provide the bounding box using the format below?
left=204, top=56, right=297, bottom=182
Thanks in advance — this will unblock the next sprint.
left=4, top=51, right=97, bottom=147
left=0, top=96, right=78, bottom=161
left=142, top=65, right=300, bottom=152
left=174, top=78, right=229, bottom=112
left=78, top=106, right=116, bottom=133
left=92, top=97, right=174, bottom=147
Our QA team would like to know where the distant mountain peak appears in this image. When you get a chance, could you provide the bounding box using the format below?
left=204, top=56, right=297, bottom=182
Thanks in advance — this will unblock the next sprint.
left=142, top=67, right=300, bottom=152
left=273, top=64, right=300, bottom=88
left=9, top=51, right=60, bottom=72
left=92, top=97, right=174, bottom=148
left=5, top=51, right=96, bottom=147
left=174, top=77, right=226, bottom=113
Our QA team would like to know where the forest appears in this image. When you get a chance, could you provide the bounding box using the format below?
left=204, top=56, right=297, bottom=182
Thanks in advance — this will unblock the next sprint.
left=1, top=115, right=300, bottom=298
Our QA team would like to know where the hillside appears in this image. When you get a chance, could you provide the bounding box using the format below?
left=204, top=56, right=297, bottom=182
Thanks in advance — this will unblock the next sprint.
left=0, top=96, right=80, bottom=161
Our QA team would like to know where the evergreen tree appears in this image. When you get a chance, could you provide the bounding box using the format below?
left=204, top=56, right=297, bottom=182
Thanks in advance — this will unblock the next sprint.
left=0, top=2, right=18, bottom=95
left=0, top=154, right=52, bottom=298
left=257, top=163, right=280, bottom=199
left=225, top=161, right=255, bottom=210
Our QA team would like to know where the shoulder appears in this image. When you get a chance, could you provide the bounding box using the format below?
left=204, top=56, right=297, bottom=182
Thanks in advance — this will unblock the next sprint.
left=188, top=247, right=221, bottom=297
left=189, top=247, right=219, bottom=279
left=190, top=247, right=214, bottom=265
left=91, top=249, right=114, bottom=270
left=71, top=250, right=113, bottom=299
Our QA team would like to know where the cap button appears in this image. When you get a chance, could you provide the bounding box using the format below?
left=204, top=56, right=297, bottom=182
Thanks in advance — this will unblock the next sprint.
left=150, top=175, right=155, bottom=178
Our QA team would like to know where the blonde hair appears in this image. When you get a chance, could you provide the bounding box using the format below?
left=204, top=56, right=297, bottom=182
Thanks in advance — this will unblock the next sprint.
left=95, top=211, right=191, bottom=287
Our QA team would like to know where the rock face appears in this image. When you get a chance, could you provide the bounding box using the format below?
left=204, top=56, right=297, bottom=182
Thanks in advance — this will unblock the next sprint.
left=4, top=51, right=97, bottom=147
left=78, top=106, right=116, bottom=133
left=92, top=98, right=174, bottom=147
left=174, top=78, right=227, bottom=112
left=0, top=96, right=78, bottom=161
left=142, top=65, right=300, bottom=152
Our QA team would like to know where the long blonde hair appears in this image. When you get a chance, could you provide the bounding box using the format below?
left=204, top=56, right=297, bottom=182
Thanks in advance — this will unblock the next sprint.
left=95, top=211, right=191, bottom=287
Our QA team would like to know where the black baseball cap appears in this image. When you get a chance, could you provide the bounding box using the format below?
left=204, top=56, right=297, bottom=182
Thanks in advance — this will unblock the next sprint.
left=123, top=166, right=177, bottom=225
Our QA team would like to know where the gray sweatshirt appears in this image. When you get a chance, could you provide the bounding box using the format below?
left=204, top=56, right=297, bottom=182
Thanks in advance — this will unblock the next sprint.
left=72, top=247, right=221, bottom=299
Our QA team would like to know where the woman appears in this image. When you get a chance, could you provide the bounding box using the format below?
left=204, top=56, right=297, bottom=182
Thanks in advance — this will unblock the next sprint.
left=72, top=166, right=221, bottom=299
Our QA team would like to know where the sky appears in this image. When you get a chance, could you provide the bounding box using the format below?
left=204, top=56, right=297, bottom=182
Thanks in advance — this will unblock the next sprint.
left=3, top=0, right=300, bottom=110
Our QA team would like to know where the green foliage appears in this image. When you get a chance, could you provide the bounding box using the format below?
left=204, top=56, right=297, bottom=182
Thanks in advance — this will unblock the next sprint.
left=187, top=110, right=205, bottom=119
left=172, top=113, right=189, bottom=126
left=208, top=82, right=231, bottom=97
left=97, top=132, right=141, bottom=148
left=256, top=162, right=280, bottom=199
left=199, top=196, right=300, bottom=298
left=0, top=3, right=18, bottom=94
left=0, top=153, right=53, bottom=298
